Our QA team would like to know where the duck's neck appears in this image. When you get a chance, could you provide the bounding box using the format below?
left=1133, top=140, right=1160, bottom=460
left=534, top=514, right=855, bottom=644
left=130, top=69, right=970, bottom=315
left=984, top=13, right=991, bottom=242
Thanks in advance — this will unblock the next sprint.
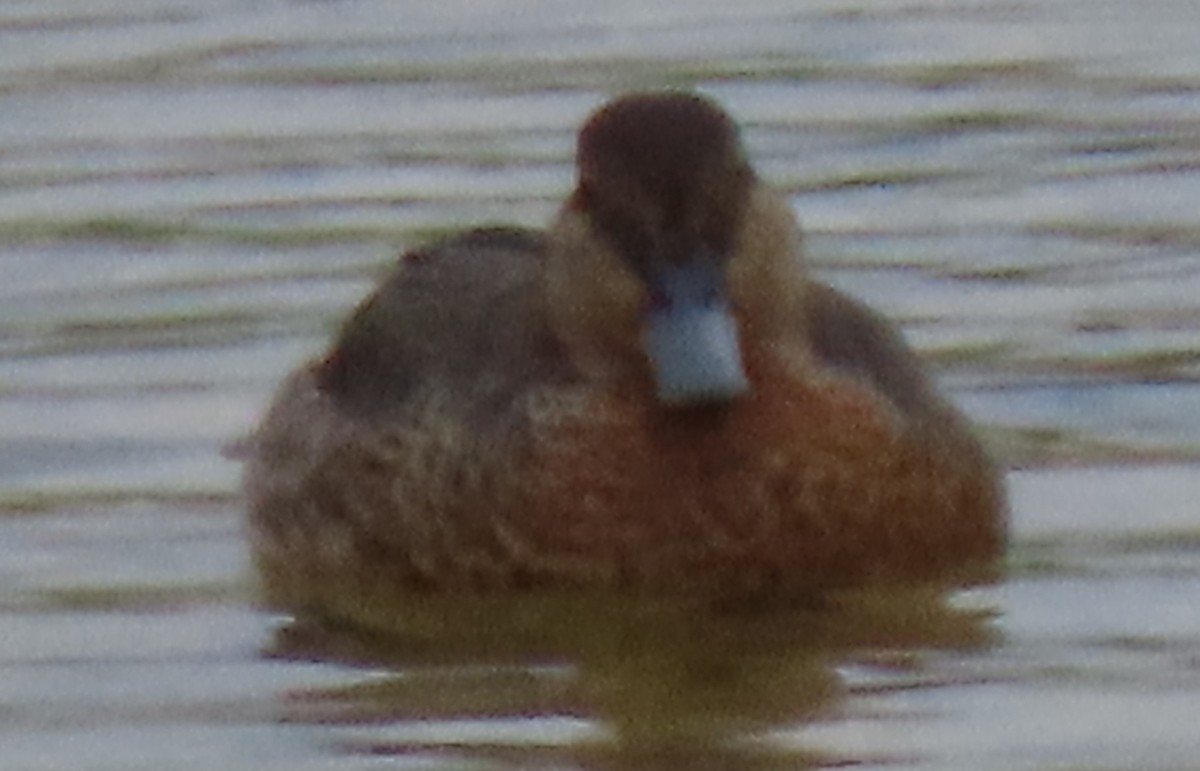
left=544, top=207, right=648, bottom=388
left=725, top=187, right=810, bottom=349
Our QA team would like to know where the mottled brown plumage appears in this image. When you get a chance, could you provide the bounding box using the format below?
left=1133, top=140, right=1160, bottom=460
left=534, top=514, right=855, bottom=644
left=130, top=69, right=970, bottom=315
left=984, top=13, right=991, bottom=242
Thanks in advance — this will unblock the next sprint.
left=244, top=92, right=1006, bottom=627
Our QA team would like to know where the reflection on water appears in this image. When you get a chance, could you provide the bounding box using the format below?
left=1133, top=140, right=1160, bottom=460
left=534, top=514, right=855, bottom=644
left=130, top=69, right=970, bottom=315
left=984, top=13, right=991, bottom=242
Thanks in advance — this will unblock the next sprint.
left=269, top=587, right=994, bottom=769
left=3, top=0, right=1200, bottom=768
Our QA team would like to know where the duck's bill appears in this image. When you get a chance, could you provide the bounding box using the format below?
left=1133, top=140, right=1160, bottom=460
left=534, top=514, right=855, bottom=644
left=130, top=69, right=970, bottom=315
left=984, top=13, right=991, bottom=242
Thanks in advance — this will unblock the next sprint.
left=642, top=261, right=750, bottom=407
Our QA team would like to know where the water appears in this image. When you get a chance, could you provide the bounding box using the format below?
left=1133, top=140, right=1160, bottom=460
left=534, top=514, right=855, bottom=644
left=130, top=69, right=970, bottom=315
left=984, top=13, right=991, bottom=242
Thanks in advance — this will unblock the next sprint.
left=2, top=0, right=1200, bottom=768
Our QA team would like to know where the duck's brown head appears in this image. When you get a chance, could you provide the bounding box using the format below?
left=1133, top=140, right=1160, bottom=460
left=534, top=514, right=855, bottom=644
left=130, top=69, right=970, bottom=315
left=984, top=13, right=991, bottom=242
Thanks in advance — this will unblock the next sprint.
left=548, top=92, right=806, bottom=407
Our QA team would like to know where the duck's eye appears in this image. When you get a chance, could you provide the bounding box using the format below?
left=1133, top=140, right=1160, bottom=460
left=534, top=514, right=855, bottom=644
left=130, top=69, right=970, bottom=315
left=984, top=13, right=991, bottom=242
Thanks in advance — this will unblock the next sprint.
left=585, top=199, right=655, bottom=273
left=647, top=287, right=672, bottom=312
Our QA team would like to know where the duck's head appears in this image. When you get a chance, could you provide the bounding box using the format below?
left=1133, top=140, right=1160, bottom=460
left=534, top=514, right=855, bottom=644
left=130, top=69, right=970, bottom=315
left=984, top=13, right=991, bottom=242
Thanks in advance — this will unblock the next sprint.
left=547, top=92, right=806, bottom=407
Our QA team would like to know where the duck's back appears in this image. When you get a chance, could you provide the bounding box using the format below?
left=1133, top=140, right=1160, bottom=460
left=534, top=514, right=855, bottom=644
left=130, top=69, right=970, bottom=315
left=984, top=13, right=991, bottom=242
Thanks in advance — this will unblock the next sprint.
left=317, top=227, right=565, bottom=417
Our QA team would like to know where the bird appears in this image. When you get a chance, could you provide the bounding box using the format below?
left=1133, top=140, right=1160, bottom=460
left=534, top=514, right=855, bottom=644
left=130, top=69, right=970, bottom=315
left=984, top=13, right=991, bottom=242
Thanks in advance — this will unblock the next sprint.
left=243, top=91, right=1006, bottom=627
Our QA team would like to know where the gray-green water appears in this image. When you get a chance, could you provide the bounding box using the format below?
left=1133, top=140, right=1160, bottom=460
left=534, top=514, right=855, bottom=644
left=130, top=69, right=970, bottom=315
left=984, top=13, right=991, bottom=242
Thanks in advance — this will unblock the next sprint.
left=3, top=1, right=1200, bottom=768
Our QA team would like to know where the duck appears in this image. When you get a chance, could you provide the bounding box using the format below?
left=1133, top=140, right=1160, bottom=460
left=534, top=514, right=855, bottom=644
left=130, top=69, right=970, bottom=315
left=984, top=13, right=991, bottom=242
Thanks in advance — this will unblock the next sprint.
left=243, top=92, right=1006, bottom=625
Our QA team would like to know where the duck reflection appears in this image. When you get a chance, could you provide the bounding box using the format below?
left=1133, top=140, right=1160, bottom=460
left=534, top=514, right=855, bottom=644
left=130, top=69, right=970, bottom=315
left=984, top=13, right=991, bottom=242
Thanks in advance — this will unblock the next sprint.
left=268, top=586, right=997, bottom=770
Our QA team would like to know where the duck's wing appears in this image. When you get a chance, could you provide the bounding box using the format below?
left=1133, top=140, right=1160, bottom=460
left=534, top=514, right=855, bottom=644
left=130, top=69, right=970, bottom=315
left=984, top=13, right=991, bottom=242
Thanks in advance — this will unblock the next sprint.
left=315, top=227, right=565, bottom=415
left=803, top=281, right=957, bottom=426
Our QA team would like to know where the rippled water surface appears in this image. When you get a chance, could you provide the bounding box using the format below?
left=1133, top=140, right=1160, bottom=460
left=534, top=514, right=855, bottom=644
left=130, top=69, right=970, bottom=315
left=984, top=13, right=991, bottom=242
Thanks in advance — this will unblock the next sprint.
left=3, top=1, right=1200, bottom=769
